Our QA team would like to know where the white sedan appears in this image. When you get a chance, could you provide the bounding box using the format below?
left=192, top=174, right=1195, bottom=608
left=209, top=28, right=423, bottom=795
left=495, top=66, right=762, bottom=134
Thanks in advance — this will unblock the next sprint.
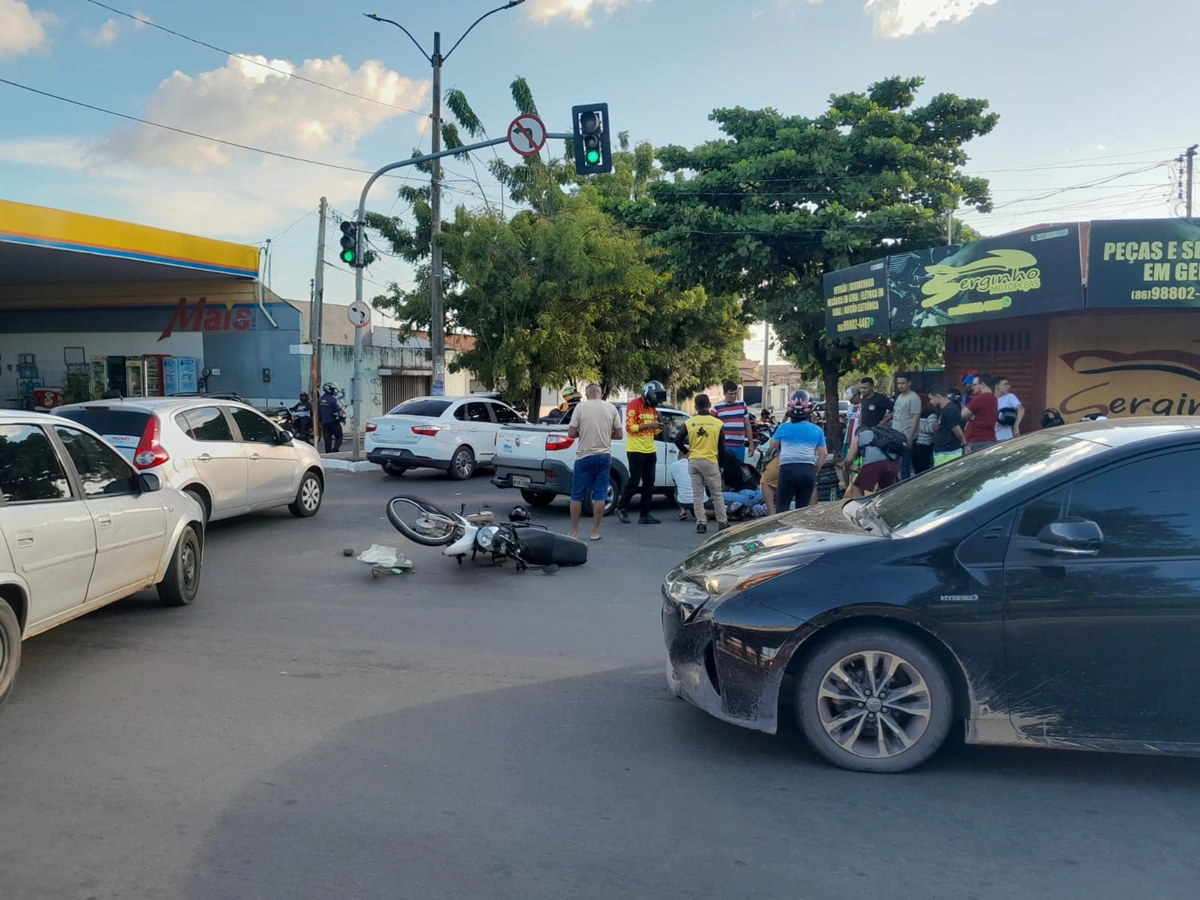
left=55, top=397, right=325, bottom=523
left=0, top=411, right=205, bottom=706
left=365, top=396, right=526, bottom=480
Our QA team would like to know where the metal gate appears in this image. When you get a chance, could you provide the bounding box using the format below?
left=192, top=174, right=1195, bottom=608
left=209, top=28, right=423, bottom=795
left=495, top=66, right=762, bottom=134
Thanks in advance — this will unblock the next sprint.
left=381, top=374, right=431, bottom=412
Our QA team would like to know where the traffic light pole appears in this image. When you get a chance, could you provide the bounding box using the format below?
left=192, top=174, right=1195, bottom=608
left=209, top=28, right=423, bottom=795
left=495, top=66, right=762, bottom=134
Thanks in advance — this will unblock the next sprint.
left=349, top=135, right=568, bottom=459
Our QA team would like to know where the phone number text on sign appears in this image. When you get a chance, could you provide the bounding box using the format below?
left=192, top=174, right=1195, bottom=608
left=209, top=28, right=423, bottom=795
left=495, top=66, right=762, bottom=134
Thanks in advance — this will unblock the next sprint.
left=836, top=317, right=875, bottom=334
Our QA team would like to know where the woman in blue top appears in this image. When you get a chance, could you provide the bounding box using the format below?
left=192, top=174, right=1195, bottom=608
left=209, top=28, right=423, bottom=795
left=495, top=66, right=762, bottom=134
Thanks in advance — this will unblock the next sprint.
left=768, top=392, right=828, bottom=512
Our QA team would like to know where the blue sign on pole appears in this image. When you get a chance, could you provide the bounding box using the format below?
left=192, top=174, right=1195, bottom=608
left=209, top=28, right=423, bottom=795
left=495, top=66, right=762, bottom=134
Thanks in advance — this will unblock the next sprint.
left=432, top=379, right=445, bottom=397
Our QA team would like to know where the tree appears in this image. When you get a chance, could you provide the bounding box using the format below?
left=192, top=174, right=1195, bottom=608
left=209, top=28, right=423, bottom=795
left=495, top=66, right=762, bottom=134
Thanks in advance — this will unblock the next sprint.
left=370, top=76, right=747, bottom=407
left=624, top=76, right=998, bottom=445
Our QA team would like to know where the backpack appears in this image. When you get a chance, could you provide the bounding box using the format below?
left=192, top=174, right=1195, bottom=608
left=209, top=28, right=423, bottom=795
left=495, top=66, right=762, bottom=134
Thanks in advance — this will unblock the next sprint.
left=998, top=406, right=1018, bottom=427
left=867, top=424, right=906, bottom=460
left=1041, top=408, right=1065, bottom=429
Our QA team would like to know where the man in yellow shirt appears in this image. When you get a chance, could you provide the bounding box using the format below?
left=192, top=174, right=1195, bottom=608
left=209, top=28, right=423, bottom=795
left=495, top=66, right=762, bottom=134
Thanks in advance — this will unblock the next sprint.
left=678, top=394, right=728, bottom=533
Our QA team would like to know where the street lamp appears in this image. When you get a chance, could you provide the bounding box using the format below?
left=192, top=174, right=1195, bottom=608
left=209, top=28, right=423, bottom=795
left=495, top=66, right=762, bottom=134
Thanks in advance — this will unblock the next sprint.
left=366, top=1, right=527, bottom=397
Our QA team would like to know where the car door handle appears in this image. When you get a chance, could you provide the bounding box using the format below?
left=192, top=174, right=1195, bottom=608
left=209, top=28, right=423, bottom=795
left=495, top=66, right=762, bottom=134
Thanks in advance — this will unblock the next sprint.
left=198, top=453, right=213, bottom=462
left=249, top=453, right=261, bottom=461
left=15, top=529, right=33, bottom=547
left=98, top=514, right=113, bottom=529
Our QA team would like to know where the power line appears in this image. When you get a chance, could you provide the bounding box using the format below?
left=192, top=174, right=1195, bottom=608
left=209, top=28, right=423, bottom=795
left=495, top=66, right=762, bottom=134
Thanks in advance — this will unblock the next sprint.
left=0, top=76, right=417, bottom=179
left=82, top=0, right=427, bottom=116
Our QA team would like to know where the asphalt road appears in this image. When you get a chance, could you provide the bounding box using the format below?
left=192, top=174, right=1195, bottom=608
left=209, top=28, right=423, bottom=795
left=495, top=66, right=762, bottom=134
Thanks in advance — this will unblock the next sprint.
left=3, top=468, right=1199, bottom=900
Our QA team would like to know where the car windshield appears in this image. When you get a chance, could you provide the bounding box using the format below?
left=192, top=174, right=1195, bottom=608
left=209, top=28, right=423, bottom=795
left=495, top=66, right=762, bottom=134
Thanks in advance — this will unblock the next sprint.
left=387, top=399, right=451, bottom=417
left=865, top=432, right=1106, bottom=537
left=55, top=408, right=151, bottom=460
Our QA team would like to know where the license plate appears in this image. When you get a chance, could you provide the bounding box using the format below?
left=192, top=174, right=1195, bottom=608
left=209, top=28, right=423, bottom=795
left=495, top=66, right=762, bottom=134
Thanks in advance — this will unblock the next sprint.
left=380, top=449, right=401, bottom=456
left=512, top=476, right=531, bottom=488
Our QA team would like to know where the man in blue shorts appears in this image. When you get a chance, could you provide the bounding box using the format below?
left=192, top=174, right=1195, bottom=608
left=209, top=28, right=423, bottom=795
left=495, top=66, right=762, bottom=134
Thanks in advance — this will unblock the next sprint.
left=567, top=384, right=624, bottom=541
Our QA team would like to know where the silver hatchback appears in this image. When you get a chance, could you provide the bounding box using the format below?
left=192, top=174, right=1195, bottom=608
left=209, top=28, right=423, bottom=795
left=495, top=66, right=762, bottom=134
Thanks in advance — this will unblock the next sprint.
left=55, top=398, right=325, bottom=523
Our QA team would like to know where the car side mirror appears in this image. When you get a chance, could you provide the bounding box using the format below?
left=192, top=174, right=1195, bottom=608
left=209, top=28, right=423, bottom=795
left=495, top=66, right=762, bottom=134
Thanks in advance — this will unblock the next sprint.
left=137, top=472, right=162, bottom=493
left=277, top=430, right=294, bottom=445
left=1036, top=517, right=1102, bottom=557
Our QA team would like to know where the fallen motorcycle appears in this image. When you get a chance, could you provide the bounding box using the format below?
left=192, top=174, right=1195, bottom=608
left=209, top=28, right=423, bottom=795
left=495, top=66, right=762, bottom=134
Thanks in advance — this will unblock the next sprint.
left=385, top=496, right=588, bottom=573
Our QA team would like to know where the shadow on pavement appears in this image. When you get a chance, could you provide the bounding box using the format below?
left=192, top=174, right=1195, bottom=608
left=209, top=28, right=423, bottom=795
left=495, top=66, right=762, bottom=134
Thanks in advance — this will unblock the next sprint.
left=184, top=665, right=1200, bottom=900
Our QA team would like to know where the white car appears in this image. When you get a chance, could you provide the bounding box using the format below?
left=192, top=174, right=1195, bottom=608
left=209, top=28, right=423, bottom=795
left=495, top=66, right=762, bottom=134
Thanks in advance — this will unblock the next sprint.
left=365, top=396, right=526, bottom=480
left=55, top=397, right=324, bottom=523
left=0, top=411, right=205, bottom=706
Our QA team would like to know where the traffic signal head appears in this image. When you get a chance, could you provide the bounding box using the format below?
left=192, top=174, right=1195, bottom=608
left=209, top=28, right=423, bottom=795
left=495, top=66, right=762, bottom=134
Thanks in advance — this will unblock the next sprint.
left=572, top=103, right=612, bottom=176
left=339, top=220, right=360, bottom=266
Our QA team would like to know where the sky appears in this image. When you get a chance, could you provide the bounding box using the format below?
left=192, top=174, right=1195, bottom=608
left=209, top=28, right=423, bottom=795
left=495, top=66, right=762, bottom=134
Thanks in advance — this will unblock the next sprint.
left=1, top=0, right=1198, bottom=362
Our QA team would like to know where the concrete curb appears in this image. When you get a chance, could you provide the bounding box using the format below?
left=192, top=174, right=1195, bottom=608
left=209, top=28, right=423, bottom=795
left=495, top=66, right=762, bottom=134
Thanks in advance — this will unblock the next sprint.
left=322, top=459, right=380, bottom=474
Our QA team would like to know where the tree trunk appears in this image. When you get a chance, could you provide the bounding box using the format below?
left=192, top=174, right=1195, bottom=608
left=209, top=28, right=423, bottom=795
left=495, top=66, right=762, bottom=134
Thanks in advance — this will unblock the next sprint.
left=823, top=366, right=843, bottom=455
left=529, top=387, right=542, bottom=420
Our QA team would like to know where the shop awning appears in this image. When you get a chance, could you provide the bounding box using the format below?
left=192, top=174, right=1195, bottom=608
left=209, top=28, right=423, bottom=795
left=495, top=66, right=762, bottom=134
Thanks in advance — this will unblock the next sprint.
left=0, top=199, right=260, bottom=286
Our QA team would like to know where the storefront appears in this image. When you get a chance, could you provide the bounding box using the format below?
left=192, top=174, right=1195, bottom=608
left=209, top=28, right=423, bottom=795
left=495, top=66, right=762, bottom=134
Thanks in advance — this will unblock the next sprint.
left=0, top=199, right=305, bottom=409
left=824, top=218, right=1200, bottom=426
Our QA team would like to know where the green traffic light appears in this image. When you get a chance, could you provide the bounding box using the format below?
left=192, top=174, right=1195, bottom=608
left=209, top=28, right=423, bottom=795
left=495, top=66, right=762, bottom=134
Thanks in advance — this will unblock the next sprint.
left=341, top=249, right=356, bottom=264
left=585, top=149, right=601, bottom=165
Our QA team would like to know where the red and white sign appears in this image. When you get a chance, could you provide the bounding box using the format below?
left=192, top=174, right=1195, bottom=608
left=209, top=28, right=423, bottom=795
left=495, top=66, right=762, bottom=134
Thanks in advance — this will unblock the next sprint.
left=348, top=300, right=372, bottom=329
left=507, top=114, right=547, bottom=157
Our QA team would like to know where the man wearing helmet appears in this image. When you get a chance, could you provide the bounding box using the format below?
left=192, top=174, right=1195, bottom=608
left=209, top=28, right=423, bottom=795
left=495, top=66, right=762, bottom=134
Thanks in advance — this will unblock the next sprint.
left=318, top=383, right=344, bottom=453
left=768, top=392, right=827, bottom=512
left=617, top=380, right=667, bottom=525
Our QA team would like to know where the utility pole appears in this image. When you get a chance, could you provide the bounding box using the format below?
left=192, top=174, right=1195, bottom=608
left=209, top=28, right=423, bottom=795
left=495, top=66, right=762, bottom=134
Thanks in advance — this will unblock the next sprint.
left=1187, top=144, right=1197, bottom=219
left=430, top=32, right=445, bottom=396
left=947, top=207, right=954, bottom=245
left=311, top=197, right=327, bottom=444
left=367, top=2, right=527, bottom=398
left=761, top=322, right=771, bottom=413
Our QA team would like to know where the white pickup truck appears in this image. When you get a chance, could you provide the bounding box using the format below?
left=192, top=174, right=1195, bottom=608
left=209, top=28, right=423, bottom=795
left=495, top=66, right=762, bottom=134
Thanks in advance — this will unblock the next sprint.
left=490, top=403, right=692, bottom=514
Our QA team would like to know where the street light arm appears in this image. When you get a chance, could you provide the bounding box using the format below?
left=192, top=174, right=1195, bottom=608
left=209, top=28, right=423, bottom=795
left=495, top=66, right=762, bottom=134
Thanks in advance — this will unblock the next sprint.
left=363, top=13, right=431, bottom=62
left=443, top=0, right=526, bottom=62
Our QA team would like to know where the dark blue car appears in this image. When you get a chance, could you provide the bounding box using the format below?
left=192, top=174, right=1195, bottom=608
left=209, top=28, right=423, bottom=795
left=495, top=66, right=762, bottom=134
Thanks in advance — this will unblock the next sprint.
left=662, top=419, right=1200, bottom=772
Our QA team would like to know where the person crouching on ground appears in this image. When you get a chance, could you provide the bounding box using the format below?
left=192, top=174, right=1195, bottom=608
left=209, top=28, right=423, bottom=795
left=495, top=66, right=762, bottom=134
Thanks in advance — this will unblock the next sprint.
left=669, top=445, right=696, bottom=520
left=566, top=384, right=624, bottom=541
left=677, top=394, right=729, bottom=533
left=768, top=393, right=827, bottom=512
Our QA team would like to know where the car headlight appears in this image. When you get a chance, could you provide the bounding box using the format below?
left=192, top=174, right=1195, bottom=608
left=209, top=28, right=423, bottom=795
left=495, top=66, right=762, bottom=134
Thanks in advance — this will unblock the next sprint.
left=691, top=554, right=823, bottom=601
left=476, top=526, right=500, bottom=550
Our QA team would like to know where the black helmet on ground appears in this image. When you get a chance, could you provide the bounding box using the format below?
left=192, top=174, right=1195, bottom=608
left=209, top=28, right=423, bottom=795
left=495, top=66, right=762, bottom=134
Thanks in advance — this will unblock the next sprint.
left=641, top=380, right=667, bottom=407
left=509, top=506, right=532, bottom=524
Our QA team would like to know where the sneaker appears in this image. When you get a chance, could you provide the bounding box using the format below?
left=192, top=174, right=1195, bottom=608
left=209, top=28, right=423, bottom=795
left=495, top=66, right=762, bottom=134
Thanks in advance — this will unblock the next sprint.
left=677, top=510, right=689, bottom=521
left=718, top=521, right=730, bottom=531
left=639, top=515, right=662, bottom=525
left=616, top=508, right=630, bottom=524
left=696, top=523, right=707, bottom=534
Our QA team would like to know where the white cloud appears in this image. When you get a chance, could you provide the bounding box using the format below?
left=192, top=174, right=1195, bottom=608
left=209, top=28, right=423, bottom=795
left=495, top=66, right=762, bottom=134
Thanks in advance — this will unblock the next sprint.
left=524, top=0, right=644, bottom=26
left=98, top=54, right=429, bottom=172
left=0, top=53, right=430, bottom=243
left=863, top=0, right=1000, bottom=38
left=82, top=10, right=150, bottom=47
left=0, top=0, right=56, bottom=59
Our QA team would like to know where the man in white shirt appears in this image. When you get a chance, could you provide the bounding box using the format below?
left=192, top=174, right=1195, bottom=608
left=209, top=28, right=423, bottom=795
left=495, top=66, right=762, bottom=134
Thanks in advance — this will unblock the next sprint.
left=994, top=376, right=1025, bottom=441
left=669, top=447, right=696, bottom=520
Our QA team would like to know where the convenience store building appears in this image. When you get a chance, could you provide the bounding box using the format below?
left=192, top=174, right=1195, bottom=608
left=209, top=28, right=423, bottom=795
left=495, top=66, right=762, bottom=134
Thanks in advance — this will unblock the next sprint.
left=0, top=199, right=304, bottom=409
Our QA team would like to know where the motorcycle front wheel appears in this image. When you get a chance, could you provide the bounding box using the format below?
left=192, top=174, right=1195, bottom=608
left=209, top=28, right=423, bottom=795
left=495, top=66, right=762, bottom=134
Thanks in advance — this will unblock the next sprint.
left=386, top=496, right=459, bottom=547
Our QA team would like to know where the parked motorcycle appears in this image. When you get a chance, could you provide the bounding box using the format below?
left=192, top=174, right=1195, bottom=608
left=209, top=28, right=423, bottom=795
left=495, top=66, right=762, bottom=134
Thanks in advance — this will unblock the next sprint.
left=385, top=496, right=588, bottom=573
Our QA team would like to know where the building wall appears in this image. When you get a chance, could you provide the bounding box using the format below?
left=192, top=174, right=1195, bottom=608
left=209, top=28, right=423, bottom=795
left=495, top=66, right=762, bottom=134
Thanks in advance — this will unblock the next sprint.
left=0, top=280, right=304, bottom=406
left=318, top=344, right=473, bottom=422
left=945, top=318, right=1050, bottom=429
left=1045, top=310, right=1200, bottom=420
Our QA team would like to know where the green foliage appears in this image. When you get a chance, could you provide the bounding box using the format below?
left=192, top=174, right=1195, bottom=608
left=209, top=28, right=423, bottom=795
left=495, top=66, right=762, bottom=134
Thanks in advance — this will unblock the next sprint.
left=623, top=75, right=998, bottom=441
left=370, top=75, right=747, bottom=407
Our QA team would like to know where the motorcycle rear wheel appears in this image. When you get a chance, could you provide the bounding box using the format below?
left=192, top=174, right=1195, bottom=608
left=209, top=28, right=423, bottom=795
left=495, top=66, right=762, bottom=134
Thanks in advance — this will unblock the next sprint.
left=386, top=496, right=459, bottom=547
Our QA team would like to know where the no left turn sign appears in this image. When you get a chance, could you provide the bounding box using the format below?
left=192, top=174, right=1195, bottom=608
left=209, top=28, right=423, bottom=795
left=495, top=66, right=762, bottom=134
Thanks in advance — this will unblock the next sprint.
left=507, top=114, right=547, bottom=157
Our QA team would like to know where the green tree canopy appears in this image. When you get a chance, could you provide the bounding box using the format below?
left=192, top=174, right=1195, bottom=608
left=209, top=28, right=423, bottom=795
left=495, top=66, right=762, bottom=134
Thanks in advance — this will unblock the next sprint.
left=623, top=75, right=998, bottom=442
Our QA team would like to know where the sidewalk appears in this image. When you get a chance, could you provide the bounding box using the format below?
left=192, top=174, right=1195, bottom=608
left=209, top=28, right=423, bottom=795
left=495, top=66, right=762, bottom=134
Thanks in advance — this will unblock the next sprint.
left=318, top=446, right=378, bottom=473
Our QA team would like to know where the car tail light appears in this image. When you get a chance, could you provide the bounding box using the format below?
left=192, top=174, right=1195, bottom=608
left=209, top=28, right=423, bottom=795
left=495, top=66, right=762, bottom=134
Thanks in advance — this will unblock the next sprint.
left=546, top=434, right=574, bottom=452
left=133, top=414, right=170, bottom=470
left=365, top=423, right=378, bottom=433
left=412, top=425, right=444, bottom=437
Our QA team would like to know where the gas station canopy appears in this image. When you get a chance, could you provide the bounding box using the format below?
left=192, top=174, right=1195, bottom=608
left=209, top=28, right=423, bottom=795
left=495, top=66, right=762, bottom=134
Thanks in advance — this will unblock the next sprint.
left=0, top=198, right=260, bottom=287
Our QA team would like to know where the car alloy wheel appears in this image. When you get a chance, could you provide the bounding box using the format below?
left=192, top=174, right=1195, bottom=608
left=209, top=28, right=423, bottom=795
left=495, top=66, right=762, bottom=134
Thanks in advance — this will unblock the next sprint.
left=816, top=650, right=932, bottom=759
left=796, top=629, right=952, bottom=773
left=449, top=447, right=475, bottom=480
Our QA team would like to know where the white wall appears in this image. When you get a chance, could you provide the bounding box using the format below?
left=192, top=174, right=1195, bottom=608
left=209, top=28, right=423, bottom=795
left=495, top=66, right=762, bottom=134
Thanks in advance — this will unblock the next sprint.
left=0, top=331, right=204, bottom=402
